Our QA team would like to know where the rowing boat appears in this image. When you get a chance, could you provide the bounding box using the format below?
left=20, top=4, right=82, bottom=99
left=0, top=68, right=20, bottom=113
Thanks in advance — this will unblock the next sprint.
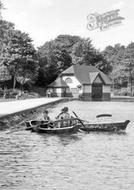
left=81, top=120, right=130, bottom=132
left=81, top=114, right=130, bottom=132
left=32, top=125, right=80, bottom=134
left=25, top=118, right=81, bottom=134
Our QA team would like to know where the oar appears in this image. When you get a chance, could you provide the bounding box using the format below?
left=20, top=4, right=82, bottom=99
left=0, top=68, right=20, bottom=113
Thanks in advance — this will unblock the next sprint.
left=6, top=120, right=28, bottom=134
left=72, top=111, right=86, bottom=128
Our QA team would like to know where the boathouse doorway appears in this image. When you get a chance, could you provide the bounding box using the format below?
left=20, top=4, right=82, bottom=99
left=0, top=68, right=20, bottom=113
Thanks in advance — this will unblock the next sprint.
left=91, top=74, right=103, bottom=100
left=92, top=84, right=102, bottom=100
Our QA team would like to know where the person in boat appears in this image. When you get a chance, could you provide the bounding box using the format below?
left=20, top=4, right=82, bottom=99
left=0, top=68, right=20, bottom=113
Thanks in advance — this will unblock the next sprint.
left=43, top=110, right=50, bottom=121
left=56, top=107, right=73, bottom=127
left=56, top=107, right=71, bottom=120
left=42, top=110, right=54, bottom=128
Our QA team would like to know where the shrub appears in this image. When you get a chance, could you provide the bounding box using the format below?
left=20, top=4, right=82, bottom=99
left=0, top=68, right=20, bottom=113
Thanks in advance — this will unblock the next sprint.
left=114, top=88, right=132, bottom=96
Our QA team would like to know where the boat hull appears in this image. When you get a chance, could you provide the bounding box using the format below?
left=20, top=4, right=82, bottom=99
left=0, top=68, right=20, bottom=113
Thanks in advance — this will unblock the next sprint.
left=32, top=124, right=80, bottom=134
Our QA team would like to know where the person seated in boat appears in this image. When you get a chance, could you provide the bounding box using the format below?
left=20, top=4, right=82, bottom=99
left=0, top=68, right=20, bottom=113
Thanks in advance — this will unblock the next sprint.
left=43, top=110, right=50, bottom=122
left=56, top=107, right=71, bottom=120
left=42, top=110, right=54, bottom=128
left=56, top=107, right=72, bottom=127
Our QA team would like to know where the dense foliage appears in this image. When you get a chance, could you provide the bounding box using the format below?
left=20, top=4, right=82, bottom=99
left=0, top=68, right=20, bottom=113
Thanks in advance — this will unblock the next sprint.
left=103, top=43, right=134, bottom=95
left=0, top=20, right=38, bottom=89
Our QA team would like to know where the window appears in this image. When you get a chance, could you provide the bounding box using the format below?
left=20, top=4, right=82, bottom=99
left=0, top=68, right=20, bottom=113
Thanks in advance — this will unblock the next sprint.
left=65, top=78, right=73, bottom=84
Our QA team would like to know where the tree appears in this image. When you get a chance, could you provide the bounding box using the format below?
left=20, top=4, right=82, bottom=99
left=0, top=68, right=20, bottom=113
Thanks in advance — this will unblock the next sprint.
left=1, top=29, right=39, bottom=89
left=123, top=42, right=134, bottom=95
left=0, top=20, right=15, bottom=53
left=37, top=39, right=72, bottom=86
left=72, top=38, right=111, bottom=74
left=103, top=44, right=126, bottom=87
left=0, top=65, right=11, bottom=90
left=0, top=19, right=15, bottom=89
left=53, top=35, right=82, bottom=54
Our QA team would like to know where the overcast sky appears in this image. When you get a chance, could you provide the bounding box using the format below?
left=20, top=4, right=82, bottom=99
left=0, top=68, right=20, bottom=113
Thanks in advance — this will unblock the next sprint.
left=2, top=0, right=134, bottom=50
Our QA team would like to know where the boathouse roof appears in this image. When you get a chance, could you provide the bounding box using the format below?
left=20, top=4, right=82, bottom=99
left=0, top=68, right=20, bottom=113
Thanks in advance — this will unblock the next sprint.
left=61, top=65, right=112, bottom=85
left=48, top=65, right=112, bottom=88
left=48, top=77, right=68, bottom=88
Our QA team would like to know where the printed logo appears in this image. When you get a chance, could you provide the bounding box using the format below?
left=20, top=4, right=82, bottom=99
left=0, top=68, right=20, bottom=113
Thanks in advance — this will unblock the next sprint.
left=87, top=9, right=125, bottom=31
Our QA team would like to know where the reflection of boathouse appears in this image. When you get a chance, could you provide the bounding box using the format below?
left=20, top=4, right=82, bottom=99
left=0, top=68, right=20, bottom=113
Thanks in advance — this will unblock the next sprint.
left=48, top=65, right=112, bottom=101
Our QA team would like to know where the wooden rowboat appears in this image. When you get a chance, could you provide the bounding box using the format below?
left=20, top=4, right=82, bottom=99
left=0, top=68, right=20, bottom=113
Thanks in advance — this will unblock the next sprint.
left=81, top=120, right=130, bottom=132
left=32, top=125, right=80, bottom=134
left=81, top=114, right=130, bottom=132
left=25, top=118, right=81, bottom=134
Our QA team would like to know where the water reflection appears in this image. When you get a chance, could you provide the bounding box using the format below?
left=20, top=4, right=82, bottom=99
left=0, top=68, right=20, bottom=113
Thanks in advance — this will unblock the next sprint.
left=57, top=133, right=83, bottom=146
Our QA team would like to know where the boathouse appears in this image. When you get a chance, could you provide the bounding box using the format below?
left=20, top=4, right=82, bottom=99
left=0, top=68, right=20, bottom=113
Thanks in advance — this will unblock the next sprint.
left=48, top=65, right=112, bottom=101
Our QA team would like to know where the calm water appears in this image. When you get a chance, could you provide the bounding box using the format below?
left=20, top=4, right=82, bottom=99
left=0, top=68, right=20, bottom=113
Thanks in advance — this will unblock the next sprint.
left=1, top=101, right=134, bottom=190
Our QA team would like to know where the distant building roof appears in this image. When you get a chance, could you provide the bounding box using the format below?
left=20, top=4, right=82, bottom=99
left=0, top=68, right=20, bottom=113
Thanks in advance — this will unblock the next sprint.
left=48, top=77, right=68, bottom=88
left=61, top=65, right=112, bottom=85
left=49, top=65, right=112, bottom=88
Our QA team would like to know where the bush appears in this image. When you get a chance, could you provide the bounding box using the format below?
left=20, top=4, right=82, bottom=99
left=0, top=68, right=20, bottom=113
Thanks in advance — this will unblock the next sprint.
left=4, top=89, right=20, bottom=98
left=114, top=88, right=132, bottom=96
left=1, top=89, right=40, bottom=99
left=16, top=91, right=40, bottom=99
left=26, top=92, right=40, bottom=98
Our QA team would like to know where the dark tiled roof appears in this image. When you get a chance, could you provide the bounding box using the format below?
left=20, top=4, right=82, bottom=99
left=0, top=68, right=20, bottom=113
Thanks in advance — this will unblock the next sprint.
left=62, top=65, right=112, bottom=85
left=49, top=65, right=112, bottom=87
left=48, top=77, right=68, bottom=87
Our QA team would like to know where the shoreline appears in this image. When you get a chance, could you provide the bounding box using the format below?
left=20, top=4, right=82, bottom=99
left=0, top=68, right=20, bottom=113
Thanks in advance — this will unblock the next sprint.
left=0, top=98, right=71, bottom=130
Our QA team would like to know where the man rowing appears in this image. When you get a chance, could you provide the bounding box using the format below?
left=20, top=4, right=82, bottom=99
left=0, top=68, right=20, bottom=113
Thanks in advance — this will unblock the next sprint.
left=56, top=107, right=72, bottom=120
left=56, top=107, right=76, bottom=127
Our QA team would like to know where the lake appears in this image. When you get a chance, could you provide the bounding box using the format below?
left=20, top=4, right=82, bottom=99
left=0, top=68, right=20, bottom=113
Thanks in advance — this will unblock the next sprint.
left=0, top=100, right=134, bottom=190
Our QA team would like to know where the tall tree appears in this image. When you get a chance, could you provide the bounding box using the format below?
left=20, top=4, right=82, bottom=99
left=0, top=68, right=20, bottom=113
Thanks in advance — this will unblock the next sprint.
left=37, top=39, right=72, bottom=86
left=123, top=42, right=134, bottom=95
left=103, top=44, right=126, bottom=87
left=72, top=38, right=111, bottom=74
left=1, top=29, right=39, bottom=89
left=0, top=65, right=11, bottom=90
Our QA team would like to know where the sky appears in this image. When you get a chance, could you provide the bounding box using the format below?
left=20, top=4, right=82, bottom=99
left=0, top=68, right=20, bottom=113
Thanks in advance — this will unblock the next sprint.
left=1, top=0, right=134, bottom=50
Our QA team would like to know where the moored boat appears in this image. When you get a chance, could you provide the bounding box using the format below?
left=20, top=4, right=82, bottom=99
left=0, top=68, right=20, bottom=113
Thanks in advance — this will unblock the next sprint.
left=74, top=112, right=130, bottom=132
left=81, top=120, right=130, bottom=132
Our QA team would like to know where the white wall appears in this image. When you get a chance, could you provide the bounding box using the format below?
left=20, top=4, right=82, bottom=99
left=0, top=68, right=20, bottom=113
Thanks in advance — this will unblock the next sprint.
left=103, top=85, right=111, bottom=93
left=56, top=88, right=62, bottom=93
left=62, top=76, right=81, bottom=88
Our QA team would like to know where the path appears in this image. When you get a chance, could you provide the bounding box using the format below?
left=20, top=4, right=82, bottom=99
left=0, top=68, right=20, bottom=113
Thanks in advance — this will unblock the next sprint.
left=0, top=98, right=63, bottom=116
